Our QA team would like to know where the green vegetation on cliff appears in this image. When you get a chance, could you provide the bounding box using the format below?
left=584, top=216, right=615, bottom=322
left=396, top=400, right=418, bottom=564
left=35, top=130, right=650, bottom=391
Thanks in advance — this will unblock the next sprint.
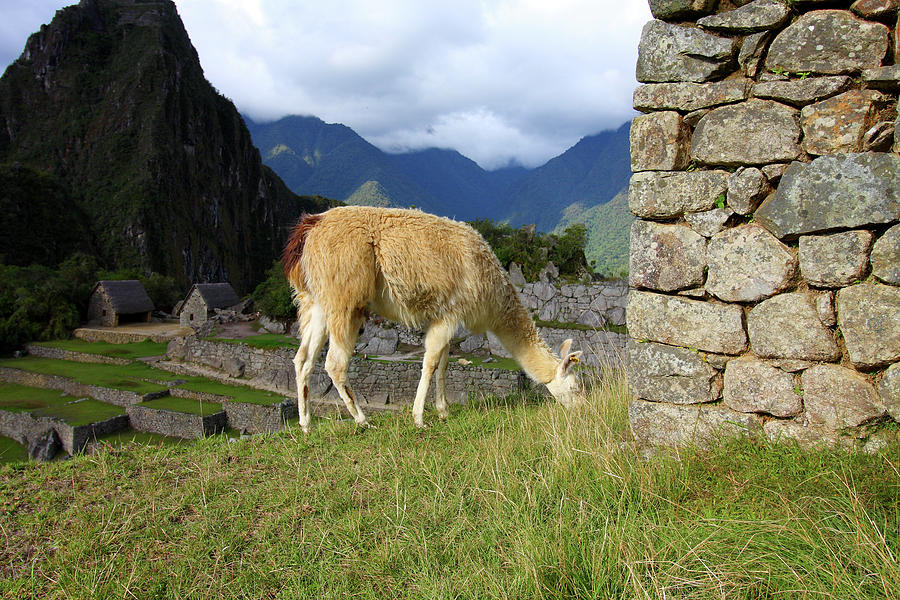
left=0, top=0, right=333, bottom=293
left=557, top=189, right=633, bottom=278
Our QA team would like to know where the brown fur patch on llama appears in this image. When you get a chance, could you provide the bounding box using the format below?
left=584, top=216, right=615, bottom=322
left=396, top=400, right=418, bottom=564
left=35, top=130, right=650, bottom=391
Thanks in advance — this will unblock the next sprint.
left=282, top=212, right=324, bottom=281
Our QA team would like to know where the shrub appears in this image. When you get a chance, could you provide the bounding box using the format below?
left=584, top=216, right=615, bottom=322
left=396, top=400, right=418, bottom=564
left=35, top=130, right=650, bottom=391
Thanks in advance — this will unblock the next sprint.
left=251, top=262, right=295, bottom=322
left=468, top=219, right=591, bottom=282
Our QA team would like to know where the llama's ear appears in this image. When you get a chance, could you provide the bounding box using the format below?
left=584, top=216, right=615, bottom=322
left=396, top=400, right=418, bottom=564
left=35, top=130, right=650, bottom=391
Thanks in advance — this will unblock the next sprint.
left=557, top=339, right=582, bottom=376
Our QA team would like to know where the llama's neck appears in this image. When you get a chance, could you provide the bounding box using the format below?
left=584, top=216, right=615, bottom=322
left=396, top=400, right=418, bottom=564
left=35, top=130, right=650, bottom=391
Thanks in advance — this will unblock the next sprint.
left=490, top=294, right=558, bottom=384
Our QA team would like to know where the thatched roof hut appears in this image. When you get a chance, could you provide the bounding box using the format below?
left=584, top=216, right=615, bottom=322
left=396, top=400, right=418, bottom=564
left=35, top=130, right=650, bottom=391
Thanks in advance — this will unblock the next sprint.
left=87, top=280, right=154, bottom=327
left=179, top=283, right=240, bottom=326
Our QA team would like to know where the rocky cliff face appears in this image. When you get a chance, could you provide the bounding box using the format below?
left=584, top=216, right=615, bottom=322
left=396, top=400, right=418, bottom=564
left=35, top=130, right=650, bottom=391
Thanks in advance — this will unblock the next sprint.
left=0, top=0, right=331, bottom=293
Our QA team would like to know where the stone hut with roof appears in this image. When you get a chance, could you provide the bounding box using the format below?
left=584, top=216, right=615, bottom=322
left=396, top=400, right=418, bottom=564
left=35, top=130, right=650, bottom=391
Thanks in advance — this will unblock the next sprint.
left=87, top=280, right=155, bottom=327
left=179, top=283, right=240, bottom=327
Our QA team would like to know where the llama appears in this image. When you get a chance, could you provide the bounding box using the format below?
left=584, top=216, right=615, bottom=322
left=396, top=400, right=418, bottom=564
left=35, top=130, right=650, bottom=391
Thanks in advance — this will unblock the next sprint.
left=282, top=205, right=584, bottom=431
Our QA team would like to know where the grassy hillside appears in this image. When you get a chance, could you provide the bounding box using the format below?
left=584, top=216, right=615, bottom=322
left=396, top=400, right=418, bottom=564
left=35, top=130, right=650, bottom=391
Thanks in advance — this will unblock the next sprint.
left=503, top=123, right=632, bottom=232
left=556, top=189, right=633, bottom=278
left=1, top=367, right=897, bottom=598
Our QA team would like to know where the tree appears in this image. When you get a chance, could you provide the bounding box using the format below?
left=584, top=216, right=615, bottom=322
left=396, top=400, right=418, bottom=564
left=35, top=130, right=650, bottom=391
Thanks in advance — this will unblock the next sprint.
left=251, top=262, right=296, bottom=322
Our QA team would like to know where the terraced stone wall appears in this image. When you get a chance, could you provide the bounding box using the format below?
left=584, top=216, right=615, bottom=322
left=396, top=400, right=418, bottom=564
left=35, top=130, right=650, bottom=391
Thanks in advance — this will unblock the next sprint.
left=627, top=0, right=899, bottom=449
left=166, top=337, right=532, bottom=406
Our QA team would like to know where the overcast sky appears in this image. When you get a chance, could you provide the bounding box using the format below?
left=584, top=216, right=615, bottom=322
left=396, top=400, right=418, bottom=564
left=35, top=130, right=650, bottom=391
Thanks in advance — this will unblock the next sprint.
left=1, top=0, right=651, bottom=169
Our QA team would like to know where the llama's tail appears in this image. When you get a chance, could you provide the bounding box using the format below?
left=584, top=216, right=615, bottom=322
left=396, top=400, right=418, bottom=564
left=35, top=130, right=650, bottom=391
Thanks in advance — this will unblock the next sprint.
left=282, top=212, right=324, bottom=290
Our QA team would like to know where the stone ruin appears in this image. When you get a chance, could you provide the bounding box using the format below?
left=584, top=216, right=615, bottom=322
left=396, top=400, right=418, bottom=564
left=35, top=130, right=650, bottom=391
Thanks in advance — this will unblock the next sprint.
left=627, top=0, right=899, bottom=450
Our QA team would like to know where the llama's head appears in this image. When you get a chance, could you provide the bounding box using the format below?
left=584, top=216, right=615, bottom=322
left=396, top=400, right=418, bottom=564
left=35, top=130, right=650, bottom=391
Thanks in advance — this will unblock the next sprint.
left=545, top=338, right=584, bottom=407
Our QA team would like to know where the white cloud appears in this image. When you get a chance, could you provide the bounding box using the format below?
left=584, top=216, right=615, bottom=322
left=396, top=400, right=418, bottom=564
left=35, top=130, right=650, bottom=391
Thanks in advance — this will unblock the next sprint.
left=1, top=0, right=652, bottom=169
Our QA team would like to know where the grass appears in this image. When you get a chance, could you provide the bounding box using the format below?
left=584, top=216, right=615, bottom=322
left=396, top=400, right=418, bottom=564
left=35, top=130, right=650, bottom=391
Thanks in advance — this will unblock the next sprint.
left=0, top=436, right=27, bottom=464
left=209, top=333, right=299, bottom=349
left=0, top=364, right=897, bottom=598
left=0, top=383, right=125, bottom=426
left=0, top=357, right=176, bottom=394
left=535, top=319, right=628, bottom=335
left=176, top=378, right=288, bottom=406
left=1, top=355, right=287, bottom=407
left=32, top=339, right=169, bottom=359
left=0, top=383, right=78, bottom=413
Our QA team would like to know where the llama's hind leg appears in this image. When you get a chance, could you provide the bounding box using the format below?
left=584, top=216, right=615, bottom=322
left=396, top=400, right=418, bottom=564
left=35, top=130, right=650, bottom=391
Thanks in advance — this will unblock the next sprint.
left=324, top=310, right=369, bottom=427
left=293, top=303, right=328, bottom=433
left=413, top=321, right=454, bottom=428
left=434, top=346, right=450, bottom=420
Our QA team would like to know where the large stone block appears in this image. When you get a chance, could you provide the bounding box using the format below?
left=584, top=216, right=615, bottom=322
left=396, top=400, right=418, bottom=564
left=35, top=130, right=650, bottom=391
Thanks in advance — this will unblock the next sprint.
left=706, top=225, right=796, bottom=303
left=738, top=31, right=770, bottom=77
left=851, top=0, right=899, bottom=19
left=627, top=291, right=748, bottom=355
left=802, top=364, right=885, bottom=430
left=629, top=170, right=728, bottom=219
left=747, top=292, right=840, bottom=361
left=723, top=357, right=802, bottom=417
left=798, top=230, right=873, bottom=288
left=627, top=340, right=721, bottom=405
left=765, top=10, right=890, bottom=75
left=763, top=419, right=853, bottom=449
left=685, top=207, right=732, bottom=238
left=871, top=224, right=900, bottom=285
left=691, top=100, right=801, bottom=166
left=697, top=0, right=791, bottom=33
left=755, top=153, right=900, bottom=239
left=633, top=80, right=750, bottom=113
left=636, top=20, right=737, bottom=83
left=630, top=221, right=707, bottom=292
left=630, top=112, right=691, bottom=172
left=879, top=362, right=900, bottom=422
left=629, top=399, right=762, bottom=448
left=837, top=283, right=900, bottom=369
left=752, top=76, right=852, bottom=107
left=726, top=167, right=769, bottom=215
left=648, top=0, right=717, bottom=19
left=801, top=90, right=893, bottom=155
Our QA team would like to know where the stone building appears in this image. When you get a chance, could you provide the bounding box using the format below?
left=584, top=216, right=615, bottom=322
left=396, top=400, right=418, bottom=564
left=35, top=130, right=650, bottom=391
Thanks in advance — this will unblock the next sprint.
left=627, top=0, right=899, bottom=449
left=179, top=283, right=240, bottom=327
left=87, top=280, right=154, bottom=327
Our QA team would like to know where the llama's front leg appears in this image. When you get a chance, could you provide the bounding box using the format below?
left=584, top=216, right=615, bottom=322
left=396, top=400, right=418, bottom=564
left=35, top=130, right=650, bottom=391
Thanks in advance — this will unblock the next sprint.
left=413, top=321, right=454, bottom=428
left=434, top=346, right=450, bottom=420
left=293, top=304, right=327, bottom=433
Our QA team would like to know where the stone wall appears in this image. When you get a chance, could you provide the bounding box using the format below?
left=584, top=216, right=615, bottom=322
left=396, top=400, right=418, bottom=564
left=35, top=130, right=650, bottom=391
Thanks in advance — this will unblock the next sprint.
left=25, top=344, right=132, bottom=366
left=0, top=409, right=129, bottom=456
left=627, top=0, right=899, bottom=449
left=167, top=337, right=537, bottom=406
left=516, top=280, right=628, bottom=327
left=126, top=405, right=228, bottom=439
left=179, top=289, right=209, bottom=327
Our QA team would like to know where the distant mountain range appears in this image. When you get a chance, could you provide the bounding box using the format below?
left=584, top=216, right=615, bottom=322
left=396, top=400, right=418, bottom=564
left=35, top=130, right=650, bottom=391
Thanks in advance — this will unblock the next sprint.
left=245, top=115, right=632, bottom=240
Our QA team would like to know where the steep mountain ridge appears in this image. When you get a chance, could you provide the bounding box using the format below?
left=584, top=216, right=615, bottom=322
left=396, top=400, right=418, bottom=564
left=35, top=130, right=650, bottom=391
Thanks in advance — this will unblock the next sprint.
left=0, top=0, right=330, bottom=293
left=244, top=115, right=441, bottom=213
